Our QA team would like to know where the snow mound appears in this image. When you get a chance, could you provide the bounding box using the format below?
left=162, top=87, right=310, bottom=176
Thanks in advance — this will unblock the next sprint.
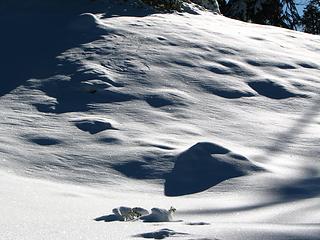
left=165, top=142, right=262, bottom=196
left=68, top=13, right=101, bottom=31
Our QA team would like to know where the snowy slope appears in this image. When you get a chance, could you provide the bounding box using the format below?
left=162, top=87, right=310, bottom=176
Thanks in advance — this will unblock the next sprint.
left=1, top=1, right=320, bottom=239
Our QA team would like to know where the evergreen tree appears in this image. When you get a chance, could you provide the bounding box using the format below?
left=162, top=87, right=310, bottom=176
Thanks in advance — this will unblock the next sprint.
left=140, top=0, right=220, bottom=12
left=217, top=0, right=227, bottom=13
left=302, top=0, right=320, bottom=34
left=281, top=0, right=300, bottom=29
left=222, top=0, right=300, bottom=30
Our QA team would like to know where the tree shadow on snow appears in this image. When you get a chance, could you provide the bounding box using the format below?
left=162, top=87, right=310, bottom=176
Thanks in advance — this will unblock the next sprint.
left=256, top=95, right=320, bottom=166
left=177, top=95, right=320, bottom=215
left=0, top=0, right=153, bottom=98
left=178, top=170, right=320, bottom=216
left=178, top=93, right=320, bottom=214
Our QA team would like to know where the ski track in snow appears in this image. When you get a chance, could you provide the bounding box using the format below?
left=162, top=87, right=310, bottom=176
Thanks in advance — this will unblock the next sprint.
left=0, top=0, right=320, bottom=239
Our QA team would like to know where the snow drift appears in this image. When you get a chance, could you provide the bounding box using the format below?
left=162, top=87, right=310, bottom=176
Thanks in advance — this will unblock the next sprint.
left=165, top=142, right=262, bottom=196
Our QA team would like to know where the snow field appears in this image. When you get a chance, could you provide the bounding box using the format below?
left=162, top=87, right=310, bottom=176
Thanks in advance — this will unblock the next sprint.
left=0, top=1, right=320, bottom=239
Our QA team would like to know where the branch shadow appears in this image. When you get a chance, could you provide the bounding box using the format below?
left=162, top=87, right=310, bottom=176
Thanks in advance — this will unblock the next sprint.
left=179, top=177, right=320, bottom=215
left=179, top=95, right=320, bottom=215
left=256, top=94, right=320, bottom=166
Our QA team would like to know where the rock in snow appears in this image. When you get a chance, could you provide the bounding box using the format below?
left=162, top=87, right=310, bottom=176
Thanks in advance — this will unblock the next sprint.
left=140, top=207, right=176, bottom=222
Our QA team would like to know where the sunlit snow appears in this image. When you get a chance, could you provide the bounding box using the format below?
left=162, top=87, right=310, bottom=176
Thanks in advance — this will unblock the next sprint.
left=1, top=0, right=320, bottom=239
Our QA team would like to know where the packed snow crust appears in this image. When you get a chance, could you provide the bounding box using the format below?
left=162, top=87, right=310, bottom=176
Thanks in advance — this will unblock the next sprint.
left=1, top=0, right=320, bottom=239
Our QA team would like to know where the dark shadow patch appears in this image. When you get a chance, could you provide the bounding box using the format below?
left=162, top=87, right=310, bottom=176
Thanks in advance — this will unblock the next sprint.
left=98, top=89, right=136, bottom=102
left=207, top=66, right=231, bottom=75
left=274, top=63, right=297, bottom=69
left=145, top=92, right=187, bottom=108
left=35, top=77, right=136, bottom=113
left=94, top=214, right=120, bottom=222
left=29, top=137, right=62, bottom=146
left=297, top=62, right=319, bottom=69
left=216, top=47, right=238, bottom=55
left=146, top=96, right=175, bottom=108
left=248, top=80, right=297, bottom=99
left=185, top=222, right=211, bottom=226
left=112, top=160, right=167, bottom=179
left=165, top=142, right=262, bottom=196
left=0, top=2, right=118, bottom=98
left=206, top=87, right=255, bottom=99
left=172, top=60, right=196, bottom=68
left=146, top=144, right=175, bottom=150
left=98, top=137, right=121, bottom=144
left=134, top=228, right=188, bottom=239
left=34, top=103, right=57, bottom=113
left=216, top=60, right=239, bottom=68
left=250, top=36, right=266, bottom=41
left=246, top=60, right=296, bottom=69
left=246, top=59, right=263, bottom=67
left=112, top=161, right=150, bottom=179
left=72, top=119, right=117, bottom=134
left=111, top=154, right=174, bottom=180
left=157, top=36, right=167, bottom=41
left=200, top=82, right=255, bottom=99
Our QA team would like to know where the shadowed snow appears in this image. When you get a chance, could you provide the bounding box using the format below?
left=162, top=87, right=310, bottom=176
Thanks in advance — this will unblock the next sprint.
left=165, top=142, right=262, bottom=196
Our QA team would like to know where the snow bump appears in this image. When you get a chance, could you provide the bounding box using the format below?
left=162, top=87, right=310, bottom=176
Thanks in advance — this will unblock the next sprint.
left=68, top=13, right=106, bottom=33
left=165, top=142, right=262, bottom=196
left=144, top=89, right=191, bottom=108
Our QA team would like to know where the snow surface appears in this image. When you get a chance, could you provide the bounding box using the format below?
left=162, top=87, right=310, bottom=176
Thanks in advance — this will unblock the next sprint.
left=1, top=0, right=320, bottom=239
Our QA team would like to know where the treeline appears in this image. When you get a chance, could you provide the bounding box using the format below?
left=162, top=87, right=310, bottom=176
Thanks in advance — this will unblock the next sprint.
left=219, top=0, right=320, bottom=34
left=139, top=0, right=320, bottom=34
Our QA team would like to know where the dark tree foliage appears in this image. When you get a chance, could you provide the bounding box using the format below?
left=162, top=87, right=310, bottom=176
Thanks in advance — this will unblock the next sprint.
left=141, top=0, right=183, bottom=11
left=251, top=0, right=283, bottom=26
left=281, top=0, right=301, bottom=29
left=217, top=0, right=227, bottom=13
left=302, top=0, right=320, bottom=34
left=139, top=0, right=221, bottom=12
left=221, top=0, right=300, bottom=30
